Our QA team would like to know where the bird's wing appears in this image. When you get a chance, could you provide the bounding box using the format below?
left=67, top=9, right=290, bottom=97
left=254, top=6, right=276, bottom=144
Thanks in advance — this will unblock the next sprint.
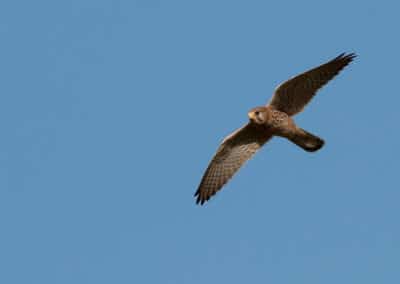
left=195, top=123, right=272, bottom=205
left=269, top=53, right=356, bottom=116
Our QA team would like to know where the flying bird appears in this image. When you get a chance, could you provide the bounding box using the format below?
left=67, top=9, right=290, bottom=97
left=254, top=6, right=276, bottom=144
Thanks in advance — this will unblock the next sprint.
left=195, top=53, right=356, bottom=205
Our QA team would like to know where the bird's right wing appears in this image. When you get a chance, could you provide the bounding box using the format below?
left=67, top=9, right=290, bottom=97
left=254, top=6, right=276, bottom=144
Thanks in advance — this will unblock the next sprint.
left=269, top=53, right=356, bottom=116
left=195, top=123, right=272, bottom=205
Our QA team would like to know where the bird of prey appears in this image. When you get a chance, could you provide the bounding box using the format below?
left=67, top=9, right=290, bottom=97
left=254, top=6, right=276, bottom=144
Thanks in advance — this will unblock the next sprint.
left=195, top=53, right=356, bottom=205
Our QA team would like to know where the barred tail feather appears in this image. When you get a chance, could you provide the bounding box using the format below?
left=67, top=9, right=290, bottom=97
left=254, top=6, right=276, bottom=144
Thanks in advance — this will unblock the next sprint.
left=289, top=128, right=324, bottom=152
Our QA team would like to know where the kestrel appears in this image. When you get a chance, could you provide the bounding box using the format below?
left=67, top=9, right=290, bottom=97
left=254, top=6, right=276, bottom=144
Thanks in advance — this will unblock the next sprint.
left=195, top=53, right=356, bottom=205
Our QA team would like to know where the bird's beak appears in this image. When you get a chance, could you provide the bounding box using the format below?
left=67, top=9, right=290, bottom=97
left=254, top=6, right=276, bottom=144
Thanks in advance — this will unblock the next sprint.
left=248, top=112, right=256, bottom=121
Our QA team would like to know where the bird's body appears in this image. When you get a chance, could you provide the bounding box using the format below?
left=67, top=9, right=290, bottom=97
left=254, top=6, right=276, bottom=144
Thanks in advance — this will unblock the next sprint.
left=249, top=106, right=294, bottom=136
left=248, top=106, right=324, bottom=152
left=195, top=53, right=356, bottom=205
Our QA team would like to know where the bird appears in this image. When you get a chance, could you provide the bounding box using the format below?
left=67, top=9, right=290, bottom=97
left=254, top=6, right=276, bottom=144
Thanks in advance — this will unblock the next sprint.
left=194, top=52, right=356, bottom=205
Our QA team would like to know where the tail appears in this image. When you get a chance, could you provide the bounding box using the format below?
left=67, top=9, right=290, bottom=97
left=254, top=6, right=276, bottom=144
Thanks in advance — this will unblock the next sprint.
left=289, top=128, right=325, bottom=152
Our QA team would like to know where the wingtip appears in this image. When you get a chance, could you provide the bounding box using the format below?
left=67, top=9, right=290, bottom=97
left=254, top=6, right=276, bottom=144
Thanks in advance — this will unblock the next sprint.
left=194, top=189, right=205, bottom=205
left=336, top=52, right=357, bottom=61
left=194, top=190, right=211, bottom=206
left=196, top=196, right=207, bottom=206
left=345, top=52, right=357, bottom=60
left=195, top=198, right=206, bottom=206
left=335, top=52, right=346, bottom=59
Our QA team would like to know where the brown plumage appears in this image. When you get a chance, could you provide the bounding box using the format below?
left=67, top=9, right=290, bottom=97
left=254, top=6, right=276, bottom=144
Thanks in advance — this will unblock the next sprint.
left=195, top=53, right=356, bottom=205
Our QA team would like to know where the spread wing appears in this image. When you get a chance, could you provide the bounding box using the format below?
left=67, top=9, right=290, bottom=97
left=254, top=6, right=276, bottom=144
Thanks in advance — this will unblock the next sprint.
left=269, top=53, right=356, bottom=116
left=195, top=123, right=272, bottom=205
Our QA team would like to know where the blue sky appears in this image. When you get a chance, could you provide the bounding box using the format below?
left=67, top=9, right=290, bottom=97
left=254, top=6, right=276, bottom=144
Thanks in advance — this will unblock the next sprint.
left=1, top=0, right=399, bottom=283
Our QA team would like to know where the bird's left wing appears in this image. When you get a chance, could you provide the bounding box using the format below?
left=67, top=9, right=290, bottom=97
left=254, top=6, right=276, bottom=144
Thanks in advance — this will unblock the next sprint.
left=195, top=123, right=272, bottom=205
left=269, top=53, right=356, bottom=116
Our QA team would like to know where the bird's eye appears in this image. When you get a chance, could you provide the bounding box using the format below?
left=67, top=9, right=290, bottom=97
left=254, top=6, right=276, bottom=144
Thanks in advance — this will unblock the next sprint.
left=255, top=111, right=259, bottom=116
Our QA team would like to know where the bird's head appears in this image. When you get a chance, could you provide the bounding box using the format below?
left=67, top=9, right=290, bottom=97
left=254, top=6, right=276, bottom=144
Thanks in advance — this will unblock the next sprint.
left=248, top=107, right=267, bottom=124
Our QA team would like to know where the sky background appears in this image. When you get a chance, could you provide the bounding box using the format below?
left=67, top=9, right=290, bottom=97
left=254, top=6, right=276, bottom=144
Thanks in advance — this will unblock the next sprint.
left=0, top=0, right=399, bottom=283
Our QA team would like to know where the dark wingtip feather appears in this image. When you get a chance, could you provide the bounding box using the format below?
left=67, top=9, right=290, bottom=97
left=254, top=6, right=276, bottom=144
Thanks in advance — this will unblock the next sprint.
left=194, top=189, right=201, bottom=204
left=344, top=52, right=357, bottom=61
left=194, top=188, right=205, bottom=205
left=336, top=52, right=357, bottom=62
left=330, top=52, right=357, bottom=72
left=196, top=197, right=205, bottom=206
left=194, top=188, right=212, bottom=205
left=348, top=52, right=357, bottom=59
left=334, top=52, right=346, bottom=60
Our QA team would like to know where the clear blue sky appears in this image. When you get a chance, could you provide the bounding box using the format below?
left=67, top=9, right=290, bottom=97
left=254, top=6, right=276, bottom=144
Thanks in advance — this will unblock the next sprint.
left=1, top=1, right=399, bottom=283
